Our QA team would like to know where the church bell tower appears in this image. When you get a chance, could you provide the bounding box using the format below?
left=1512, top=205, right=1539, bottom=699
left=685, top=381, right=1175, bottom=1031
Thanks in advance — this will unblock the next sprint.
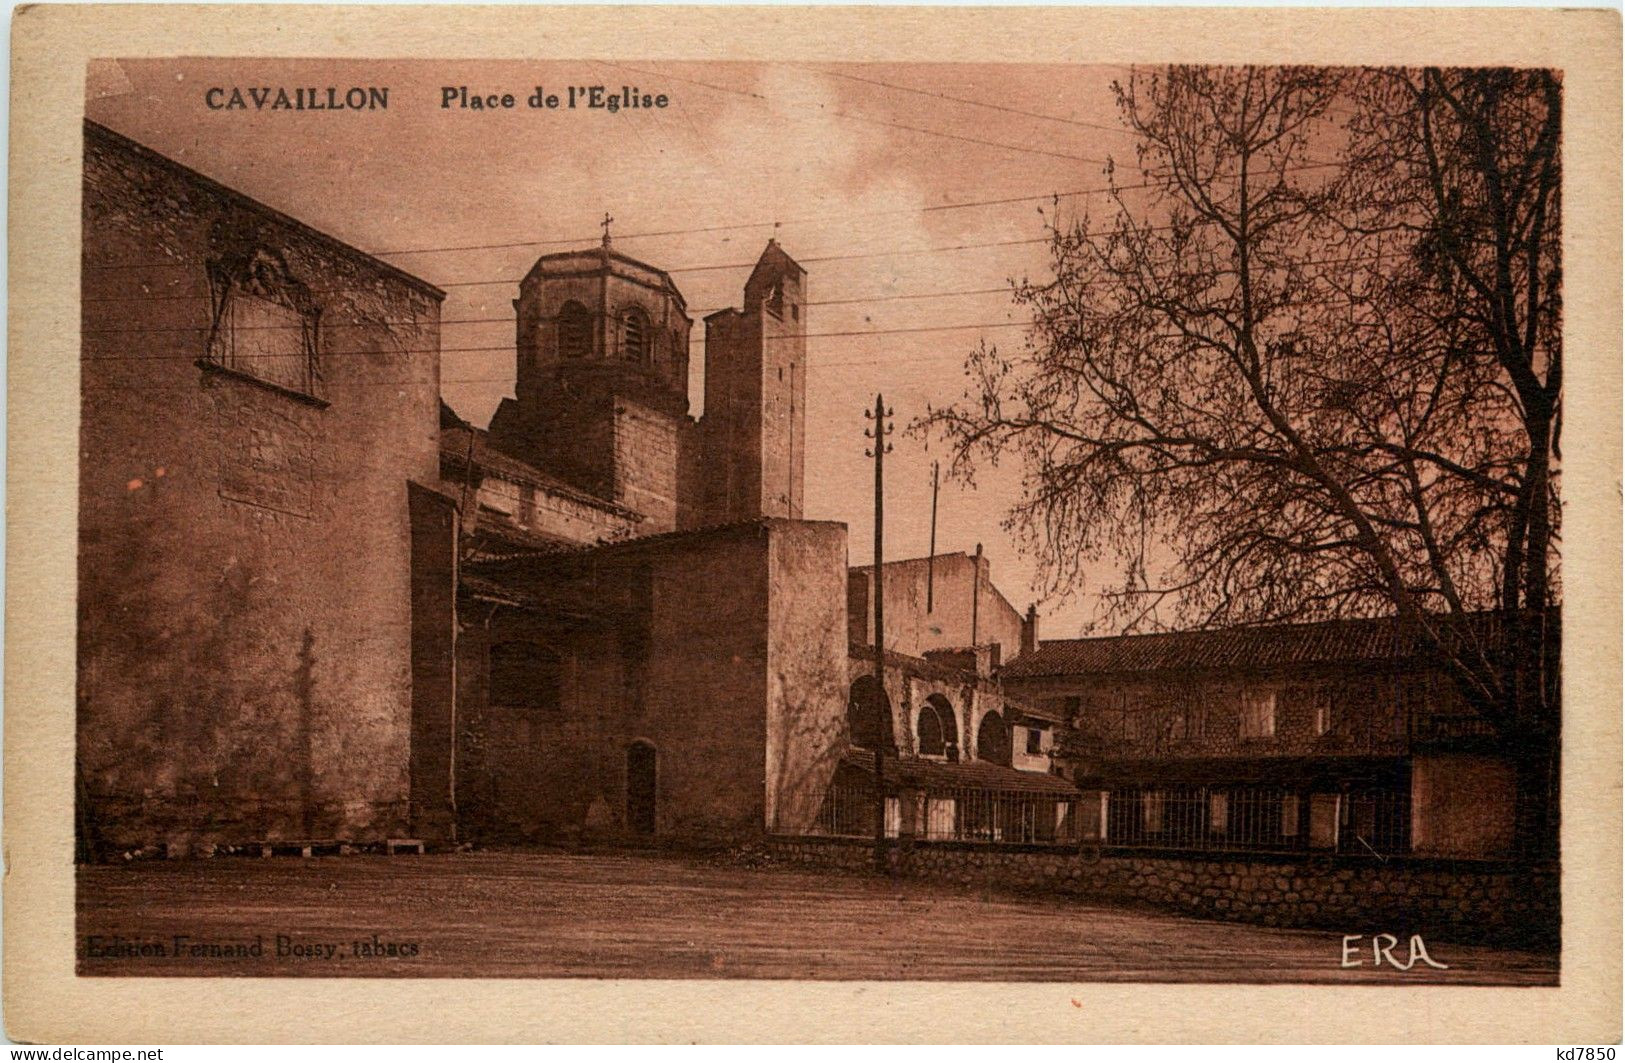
left=697, top=240, right=807, bottom=524
left=489, top=225, right=693, bottom=533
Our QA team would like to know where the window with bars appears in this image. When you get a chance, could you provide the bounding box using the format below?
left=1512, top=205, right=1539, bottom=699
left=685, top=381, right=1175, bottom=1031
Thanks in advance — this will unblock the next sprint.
left=622, top=307, right=650, bottom=362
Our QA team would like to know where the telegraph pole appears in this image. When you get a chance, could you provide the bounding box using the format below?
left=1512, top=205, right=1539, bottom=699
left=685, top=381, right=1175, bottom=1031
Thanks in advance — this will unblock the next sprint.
left=865, top=394, right=893, bottom=872
left=926, top=460, right=940, bottom=613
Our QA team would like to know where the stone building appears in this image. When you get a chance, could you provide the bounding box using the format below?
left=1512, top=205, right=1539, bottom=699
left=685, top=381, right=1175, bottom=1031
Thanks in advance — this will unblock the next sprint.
left=847, top=549, right=1026, bottom=665
left=77, top=121, right=851, bottom=855
left=453, top=519, right=849, bottom=844
left=827, top=554, right=1079, bottom=845
left=1000, top=615, right=1520, bottom=859
left=484, top=234, right=806, bottom=535
left=433, top=235, right=844, bottom=846
left=78, top=121, right=450, bottom=855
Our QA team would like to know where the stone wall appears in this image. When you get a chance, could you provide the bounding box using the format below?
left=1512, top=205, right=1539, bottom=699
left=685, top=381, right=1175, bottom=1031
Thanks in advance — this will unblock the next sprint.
left=457, top=519, right=850, bottom=846
left=764, top=836, right=1558, bottom=949
left=78, top=122, right=444, bottom=855
left=849, top=553, right=1026, bottom=665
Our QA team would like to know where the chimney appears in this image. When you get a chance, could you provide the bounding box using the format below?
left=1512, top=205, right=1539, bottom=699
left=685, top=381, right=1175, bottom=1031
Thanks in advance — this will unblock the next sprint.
left=1021, top=603, right=1039, bottom=657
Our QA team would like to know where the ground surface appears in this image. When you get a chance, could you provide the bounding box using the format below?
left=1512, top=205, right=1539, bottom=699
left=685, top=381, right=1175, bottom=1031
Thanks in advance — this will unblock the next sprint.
left=78, top=850, right=1558, bottom=983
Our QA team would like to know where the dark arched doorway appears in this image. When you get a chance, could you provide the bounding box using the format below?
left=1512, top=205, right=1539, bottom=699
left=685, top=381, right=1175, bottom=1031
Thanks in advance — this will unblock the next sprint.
left=847, top=676, right=893, bottom=750
left=917, top=693, right=960, bottom=760
left=976, top=710, right=1011, bottom=766
left=626, top=740, right=657, bottom=835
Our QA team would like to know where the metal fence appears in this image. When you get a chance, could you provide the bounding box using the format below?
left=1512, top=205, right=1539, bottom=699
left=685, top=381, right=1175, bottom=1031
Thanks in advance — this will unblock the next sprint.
left=1105, top=784, right=1410, bottom=856
left=807, top=782, right=1410, bottom=856
left=809, top=785, right=1082, bottom=845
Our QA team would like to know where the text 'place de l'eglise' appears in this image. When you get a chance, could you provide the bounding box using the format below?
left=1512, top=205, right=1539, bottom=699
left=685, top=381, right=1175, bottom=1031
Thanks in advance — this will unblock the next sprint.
left=77, top=119, right=1557, bottom=945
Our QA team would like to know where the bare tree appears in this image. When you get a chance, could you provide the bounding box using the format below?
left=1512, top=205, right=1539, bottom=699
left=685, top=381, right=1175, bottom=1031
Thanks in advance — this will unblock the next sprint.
left=918, top=66, right=1561, bottom=853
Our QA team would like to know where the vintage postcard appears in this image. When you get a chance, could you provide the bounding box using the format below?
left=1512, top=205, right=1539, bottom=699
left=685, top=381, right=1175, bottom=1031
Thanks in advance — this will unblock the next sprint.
left=6, top=3, right=1621, bottom=1044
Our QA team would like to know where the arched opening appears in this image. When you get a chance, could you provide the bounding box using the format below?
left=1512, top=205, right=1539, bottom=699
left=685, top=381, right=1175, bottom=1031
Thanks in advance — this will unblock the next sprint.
left=557, top=301, right=591, bottom=359
left=621, top=307, right=650, bottom=362
left=847, top=676, right=892, bottom=750
left=917, top=693, right=960, bottom=760
left=489, top=642, right=562, bottom=713
left=626, top=740, right=657, bottom=835
left=976, top=710, right=1011, bottom=766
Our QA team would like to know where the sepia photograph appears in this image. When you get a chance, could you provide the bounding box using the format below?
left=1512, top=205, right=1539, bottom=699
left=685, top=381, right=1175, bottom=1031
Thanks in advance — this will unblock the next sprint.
left=71, top=53, right=1568, bottom=984
left=6, top=3, right=1621, bottom=1044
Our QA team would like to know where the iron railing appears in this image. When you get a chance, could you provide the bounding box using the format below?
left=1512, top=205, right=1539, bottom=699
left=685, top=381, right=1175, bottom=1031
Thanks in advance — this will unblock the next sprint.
left=1105, top=783, right=1410, bottom=856
left=807, top=782, right=1410, bottom=856
left=809, top=785, right=1083, bottom=845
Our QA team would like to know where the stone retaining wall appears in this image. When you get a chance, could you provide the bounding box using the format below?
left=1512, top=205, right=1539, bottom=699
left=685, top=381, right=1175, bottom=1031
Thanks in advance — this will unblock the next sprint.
left=765, top=836, right=1558, bottom=949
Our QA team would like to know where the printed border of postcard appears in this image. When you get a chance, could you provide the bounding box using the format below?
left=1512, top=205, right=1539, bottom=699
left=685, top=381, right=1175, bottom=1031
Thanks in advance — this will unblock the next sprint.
left=7, top=3, right=1621, bottom=1044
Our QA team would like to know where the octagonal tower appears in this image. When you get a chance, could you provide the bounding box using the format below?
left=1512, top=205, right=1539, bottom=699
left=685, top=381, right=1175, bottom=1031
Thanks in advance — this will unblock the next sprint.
left=490, top=233, right=693, bottom=532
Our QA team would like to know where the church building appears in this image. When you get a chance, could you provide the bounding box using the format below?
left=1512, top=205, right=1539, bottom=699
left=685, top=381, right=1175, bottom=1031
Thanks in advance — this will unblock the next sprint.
left=435, top=233, right=844, bottom=845
left=76, top=120, right=1058, bottom=857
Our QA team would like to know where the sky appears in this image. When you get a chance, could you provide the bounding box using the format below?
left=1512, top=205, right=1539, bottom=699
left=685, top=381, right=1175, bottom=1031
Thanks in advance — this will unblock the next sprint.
left=87, top=58, right=1139, bottom=637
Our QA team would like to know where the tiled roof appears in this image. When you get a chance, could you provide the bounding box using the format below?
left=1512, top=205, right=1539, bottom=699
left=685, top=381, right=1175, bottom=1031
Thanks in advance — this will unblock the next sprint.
left=999, top=612, right=1511, bottom=679
left=841, top=750, right=1078, bottom=795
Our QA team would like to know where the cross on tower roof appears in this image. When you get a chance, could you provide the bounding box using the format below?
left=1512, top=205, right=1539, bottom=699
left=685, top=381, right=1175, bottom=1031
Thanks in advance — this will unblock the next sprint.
left=601, top=212, right=614, bottom=247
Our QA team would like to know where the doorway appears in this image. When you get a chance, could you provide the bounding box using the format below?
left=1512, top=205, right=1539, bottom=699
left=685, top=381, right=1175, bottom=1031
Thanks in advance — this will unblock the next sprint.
left=626, top=740, right=657, bottom=836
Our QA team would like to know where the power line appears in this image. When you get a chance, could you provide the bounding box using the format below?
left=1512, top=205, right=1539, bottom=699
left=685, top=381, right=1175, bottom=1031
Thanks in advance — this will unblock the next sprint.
left=81, top=226, right=1395, bottom=309
left=87, top=154, right=1346, bottom=270
left=81, top=234, right=1057, bottom=300
left=83, top=285, right=1018, bottom=337
left=812, top=67, right=1138, bottom=138
left=81, top=335, right=1034, bottom=393
left=85, top=317, right=1038, bottom=363
left=593, top=60, right=1111, bottom=167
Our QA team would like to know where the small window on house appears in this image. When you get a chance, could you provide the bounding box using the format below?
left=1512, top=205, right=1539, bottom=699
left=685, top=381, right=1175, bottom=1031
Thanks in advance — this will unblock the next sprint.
left=1312, top=694, right=1333, bottom=736
left=1025, top=727, right=1043, bottom=755
left=1240, top=689, right=1276, bottom=738
left=622, top=307, right=650, bottom=362
left=558, top=301, right=591, bottom=359
left=790, top=303, right=799, bottom=321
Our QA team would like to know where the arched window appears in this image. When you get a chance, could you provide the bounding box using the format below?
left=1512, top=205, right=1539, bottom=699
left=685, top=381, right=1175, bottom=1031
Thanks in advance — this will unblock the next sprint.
left=621, top=307, right=650, bottom=362
left=847, top=676, right=892, bottom=750
left=976, top=710, right=1011, bottom=766
left=917, top=694, right=959, bottom=759
left=489, top=642, right=562, bottom=712
left=557, top=301, right=591, bottom=359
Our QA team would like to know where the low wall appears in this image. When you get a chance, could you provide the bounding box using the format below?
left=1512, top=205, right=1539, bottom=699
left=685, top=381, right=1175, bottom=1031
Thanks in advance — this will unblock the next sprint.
left=765, top=836, right=1559, bottom=949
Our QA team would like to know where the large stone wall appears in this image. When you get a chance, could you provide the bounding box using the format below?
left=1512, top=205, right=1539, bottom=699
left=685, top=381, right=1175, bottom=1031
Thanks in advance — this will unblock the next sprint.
left=764, top=836, right=1559, bottom=948
left=78, top=123, right=444, bottom=854
left=849, top=553, right=1026, bottom=664
left=458, top=519, right=850, bottom=845
left=765, top=522, right=849, bottom=832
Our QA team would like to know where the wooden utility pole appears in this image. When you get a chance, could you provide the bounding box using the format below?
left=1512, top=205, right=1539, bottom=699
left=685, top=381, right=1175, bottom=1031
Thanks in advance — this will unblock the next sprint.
left=865, top=393, right=893, bottom=872
left=926, top=460, right=939, bottom=613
